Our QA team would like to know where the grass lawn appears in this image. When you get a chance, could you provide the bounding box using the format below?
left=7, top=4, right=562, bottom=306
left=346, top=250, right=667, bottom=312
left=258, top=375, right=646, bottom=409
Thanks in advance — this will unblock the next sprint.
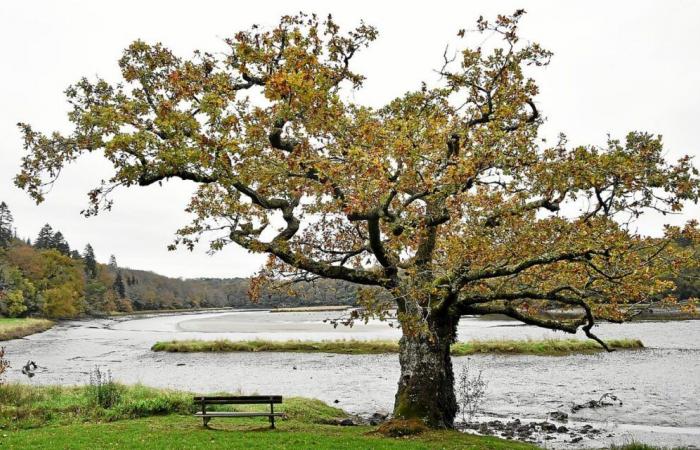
left=0, top=414, right=539, bottom=449
left=151, top=337, right=644, bottom=356
left=0, top=317, right=53, bottom=340
left=0, top=383, right=534, bottom=449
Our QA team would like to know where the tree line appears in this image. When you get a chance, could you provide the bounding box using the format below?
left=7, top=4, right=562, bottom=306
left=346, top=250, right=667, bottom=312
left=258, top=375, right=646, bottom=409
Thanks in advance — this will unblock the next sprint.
left=0, top=201, right=359, bottom=318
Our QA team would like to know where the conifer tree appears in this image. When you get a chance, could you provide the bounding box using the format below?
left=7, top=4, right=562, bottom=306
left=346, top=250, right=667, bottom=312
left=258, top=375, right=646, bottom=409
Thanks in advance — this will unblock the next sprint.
left=0, top=202, right=14, bottom=248
left=83, top=244, right=98, bottom=278
left=113, top=271, right=126, bottom=299
left=35, top=224, right=54, bottom=249
left=51, top=231, right=70, bottom=255
left=108, top=254, right=118, bottom=271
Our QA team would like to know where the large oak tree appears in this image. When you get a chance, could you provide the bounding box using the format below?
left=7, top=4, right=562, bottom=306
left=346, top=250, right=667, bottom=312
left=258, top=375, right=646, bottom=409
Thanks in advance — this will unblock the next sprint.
left=15, top=11, right=700, bottom=427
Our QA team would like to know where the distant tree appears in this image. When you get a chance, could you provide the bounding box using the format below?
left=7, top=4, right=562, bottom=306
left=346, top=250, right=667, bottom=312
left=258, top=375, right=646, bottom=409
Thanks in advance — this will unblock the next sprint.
left=69, top=249, right=81, bottom=259
left=25, top=237, right=31, bottom=246
left=51, top=231, right=70, bottom=255
left=83, top=244, right=98, bottom=278
left=108, top=255, right=118, bottom=271
left=13, top=11, right=700, bottom=427
left=113, top=271, right=126, bottom=299
left=0, top=202, right=14, bottom=248
left=35, top=224, right=54, bottom=249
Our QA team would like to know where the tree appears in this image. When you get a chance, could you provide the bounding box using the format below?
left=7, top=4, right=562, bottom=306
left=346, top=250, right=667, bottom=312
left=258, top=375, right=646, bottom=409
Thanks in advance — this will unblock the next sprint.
left=113, top=271, right=126, bottom=299
left=14, top=12, right=700, bottom=427
left=35, top=224, right=54, bottom=249
left=51, top=231, right=70, bottom=255
left=0, top=202, right=13, bottom=248
left=108, top=255, right=118, bottom=271
left=83, top=244, right=97, bottom=278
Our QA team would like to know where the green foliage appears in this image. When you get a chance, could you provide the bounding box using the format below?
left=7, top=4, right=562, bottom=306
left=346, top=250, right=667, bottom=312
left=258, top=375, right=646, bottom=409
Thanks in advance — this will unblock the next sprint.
left=87, top=367, right=123, bottom=409
left=83, top=244, right=97, bottom=278
left=113, top=271, right=126, bottom=298
left=151, top=338, right=643, bottom=356
left=0, top=202, right=13, bottom=248
left=4, top=289, right=27, bottom=317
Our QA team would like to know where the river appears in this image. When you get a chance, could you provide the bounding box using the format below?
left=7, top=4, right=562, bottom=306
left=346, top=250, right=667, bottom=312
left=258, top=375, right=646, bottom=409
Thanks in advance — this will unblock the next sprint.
left=3, top=310, right=699, bottom=448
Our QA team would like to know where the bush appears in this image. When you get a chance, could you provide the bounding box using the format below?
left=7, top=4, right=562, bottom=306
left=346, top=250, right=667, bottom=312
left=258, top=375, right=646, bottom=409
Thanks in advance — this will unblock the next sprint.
left=87, top=366, right=122, bottom=409
left=456, top=359, right=488, bottom=424
left=376, top=419, right=428, bottom=437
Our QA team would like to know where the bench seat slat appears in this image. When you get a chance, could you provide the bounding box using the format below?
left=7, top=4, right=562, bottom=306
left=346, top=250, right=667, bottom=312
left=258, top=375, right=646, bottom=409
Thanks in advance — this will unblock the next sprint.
left=195, top=399, right=282, bottom=405
left=194, top=412, right=286, bottom=418
left=194, top=396, right=282, bottom=403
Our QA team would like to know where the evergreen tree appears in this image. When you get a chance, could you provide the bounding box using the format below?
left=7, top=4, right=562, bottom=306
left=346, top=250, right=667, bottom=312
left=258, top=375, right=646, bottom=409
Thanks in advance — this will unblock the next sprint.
left=0, top=202, right=14, bottom=248
left=26, top=237, right=31, bottom=246
left=83, top=244, right=97, bottom=279
left=35, top=224, right=54, bottom=249
left=108, top=254, right=118, bottom=271
left=51, top=231, right=70, bottom=255
left=69, top=250, right=81, bottom=259
left=113, top=271, right=126, bottom=299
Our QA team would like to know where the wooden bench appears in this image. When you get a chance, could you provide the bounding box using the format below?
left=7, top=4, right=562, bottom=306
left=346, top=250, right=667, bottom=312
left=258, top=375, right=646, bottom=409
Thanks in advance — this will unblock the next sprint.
left=193, top=395, right=284, bottom=428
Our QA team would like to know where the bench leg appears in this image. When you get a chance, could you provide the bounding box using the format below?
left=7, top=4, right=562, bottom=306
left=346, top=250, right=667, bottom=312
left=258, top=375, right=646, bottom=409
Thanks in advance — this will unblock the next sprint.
left=203, top=416, right=211, bottom=427
left=270, top=402, right=275, bottom=429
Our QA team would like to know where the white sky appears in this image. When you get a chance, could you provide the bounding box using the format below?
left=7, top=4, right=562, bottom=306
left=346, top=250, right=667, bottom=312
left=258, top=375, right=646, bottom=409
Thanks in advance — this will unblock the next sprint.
left=0, top=0, right=698, bottom=278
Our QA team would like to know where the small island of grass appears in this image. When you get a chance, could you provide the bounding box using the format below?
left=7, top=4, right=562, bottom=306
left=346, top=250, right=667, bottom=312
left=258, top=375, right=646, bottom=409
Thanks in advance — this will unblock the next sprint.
left=0, top=317, right=54, bottom=341
left=151, top=338, right=643, bottom=356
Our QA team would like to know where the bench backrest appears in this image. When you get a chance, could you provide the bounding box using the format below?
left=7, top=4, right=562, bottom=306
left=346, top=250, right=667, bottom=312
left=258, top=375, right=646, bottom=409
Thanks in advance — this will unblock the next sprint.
left=193, top=395, right=283, bottom=404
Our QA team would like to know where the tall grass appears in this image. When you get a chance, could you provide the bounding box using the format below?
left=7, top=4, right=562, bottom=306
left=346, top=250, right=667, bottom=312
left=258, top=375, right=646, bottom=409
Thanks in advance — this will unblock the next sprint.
left=0, top=318, right=53, bottom=340
left=0, top=383, right=346, bottom=430
left=151, top=338, right=643, bottom=356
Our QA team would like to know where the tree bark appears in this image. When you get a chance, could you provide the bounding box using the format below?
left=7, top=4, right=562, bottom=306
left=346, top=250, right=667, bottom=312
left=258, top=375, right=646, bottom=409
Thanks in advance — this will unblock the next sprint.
left=393, top=312, right=458, bottom=428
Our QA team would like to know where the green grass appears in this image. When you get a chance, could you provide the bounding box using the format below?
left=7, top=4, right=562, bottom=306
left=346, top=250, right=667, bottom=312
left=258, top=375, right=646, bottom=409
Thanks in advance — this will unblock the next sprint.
left=0, top=317, right=53, bottom=340
left=151, top=338, right=644, bottom=356
left=0, top=383, right=535, bottom=449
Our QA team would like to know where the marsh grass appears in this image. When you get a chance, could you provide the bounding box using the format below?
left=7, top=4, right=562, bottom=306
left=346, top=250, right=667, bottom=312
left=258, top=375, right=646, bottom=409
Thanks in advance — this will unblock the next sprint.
left=0, top=318, right=53, bottom=340
left=151, top=338, right=644, bottom=356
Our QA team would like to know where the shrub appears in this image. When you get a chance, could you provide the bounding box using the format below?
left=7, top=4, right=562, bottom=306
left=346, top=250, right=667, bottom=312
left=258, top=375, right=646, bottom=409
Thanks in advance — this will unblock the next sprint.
left=376, top=419, right=428, bottom=437
left=456, top=359, right=488, bottom=424
left=87, top=366, right=122, bottom=409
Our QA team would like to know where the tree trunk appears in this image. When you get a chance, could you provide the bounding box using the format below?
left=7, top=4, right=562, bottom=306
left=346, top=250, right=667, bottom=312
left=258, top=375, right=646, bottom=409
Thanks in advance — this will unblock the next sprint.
left=393, top=313, right=458, bottom=428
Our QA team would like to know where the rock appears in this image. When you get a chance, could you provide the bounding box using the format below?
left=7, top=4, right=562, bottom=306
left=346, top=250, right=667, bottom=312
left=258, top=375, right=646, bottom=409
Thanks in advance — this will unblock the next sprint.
left=582, top=424, right=593, bottom=431
left=549, top=411, right=569, bottom=422
left=337, top=418, right=355, bottom=426
left=176, top=363, right=186, bottom=366
left=333, top=399, right=339, bottom=403
left=571, top=436, right=583, bottom=443
left=557, top=425, right=568, bottom=433
left=487, top=420, right=504, bottom=430
left=368, top=413, right=388, bottom=426
left=540, top=422, right=557, bottom=432
left=544, top=435, right=555, bottom=440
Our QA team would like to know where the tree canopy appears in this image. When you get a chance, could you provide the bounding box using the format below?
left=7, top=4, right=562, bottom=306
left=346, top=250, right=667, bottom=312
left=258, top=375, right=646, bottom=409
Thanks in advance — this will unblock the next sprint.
left=14, top=11, right=700, bottom=426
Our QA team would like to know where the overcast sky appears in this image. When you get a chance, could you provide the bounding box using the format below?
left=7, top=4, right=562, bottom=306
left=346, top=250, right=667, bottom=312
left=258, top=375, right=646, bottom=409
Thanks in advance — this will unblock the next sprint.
left=1, top=0, right=698, bottom=279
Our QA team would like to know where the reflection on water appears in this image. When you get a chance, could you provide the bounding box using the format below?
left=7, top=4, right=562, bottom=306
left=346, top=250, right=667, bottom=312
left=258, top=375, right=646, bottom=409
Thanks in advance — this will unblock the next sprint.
left=3, top=310, right=699, bottom=448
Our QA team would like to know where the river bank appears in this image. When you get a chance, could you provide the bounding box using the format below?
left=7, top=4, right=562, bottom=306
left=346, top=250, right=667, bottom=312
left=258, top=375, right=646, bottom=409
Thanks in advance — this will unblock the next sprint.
left=2, top=310, right=699, bottom=448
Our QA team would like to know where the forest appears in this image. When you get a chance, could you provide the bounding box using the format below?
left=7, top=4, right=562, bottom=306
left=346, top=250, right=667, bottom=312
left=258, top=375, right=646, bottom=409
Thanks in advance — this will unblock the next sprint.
left=0, top=200, right=697, bottom=319
left=0, top=201, right=359, bottom=319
